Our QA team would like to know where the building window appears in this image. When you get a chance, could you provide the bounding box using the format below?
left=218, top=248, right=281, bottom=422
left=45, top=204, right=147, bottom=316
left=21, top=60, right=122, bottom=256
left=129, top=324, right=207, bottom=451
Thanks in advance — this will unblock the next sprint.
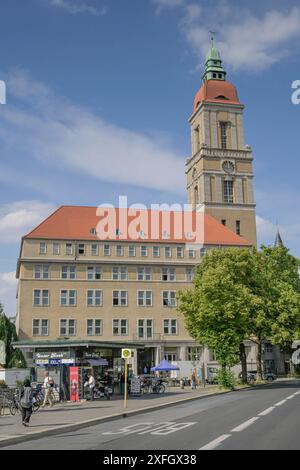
left=264, top=343, right=273, bottom=353
left=34, top=265, right=50, bottom=280
left=165, top=247, right=172, bottom=258
left=87, top=319, right=102, bottom=336
left=162, top=291, right=177, bottom=307
left=112, top=266, right=127, bottom=281
left=116, top=245, right=124, bottom=256
left=220, top=122, right=227, bottom=149
left=33, top=290, right=49, bottom=306
left=221, top=219, right=226, bottom=226
left=137, top=267, right=152, bottom=281
left=53, top=243, right=60, bottom=255
left=87, top=290, right=102, bottom=306
left=113, top=290, right=128, bottom=306
left=39, top=242, right=47, bottom=255
left=177, top=247, right=184, bottom=258
left=137, top=319, right=153, bottom=339
left=162, top=268, right=176, bottom=282
left=200, top=247, right=206, bottom=258
left=61, top=265, right=76, bottom=280
left=141, top=246, right=148, bottom=257
left=153, top=246, right=160, bottom=257
left=91, top=244, right=99, bottom=256
left=129, top=245, right=136, bottom=257
left=187, top=347, right=201, bottom=361
left=188, top=248, right=196, bottom=259
left=104, top=244, right=111, bottom=256
left=137, top=290, right=152, bottom=307
left=32, top=319, right=49, bottom=336
left=60, top=319, right=76, bottom=336
left=186, top=268, right=194, bottom=282
left=78, top=243, right=85, bottom=255
left=236, top=220, right=241, bottom=236
left=112, top=319, right=128, bottom=336
left=223, top=180, right=234, bottom=203
left=163, top=319, right=177, bottom=335
left=66, top=243, right=73, bottom=255
left=87, top=266, right=102, bottom=280
left=60, top=290, right=76, bottom=306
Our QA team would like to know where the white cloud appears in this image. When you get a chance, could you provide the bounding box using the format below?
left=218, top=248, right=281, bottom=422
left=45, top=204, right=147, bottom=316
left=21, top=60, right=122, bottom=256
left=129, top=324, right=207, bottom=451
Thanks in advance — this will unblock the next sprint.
left=0, top=272, right=17, bottom=316
left=48, top=0, right=106, bottom=16
left=152, top=0, right=184, bottom=15
left=180, top=3, right=300, bottom=71
left=256, top=214, right=300, bottom=256
left=0, top=69, right=184, bottom=195
left=256, top=215, right=276, bottom=242
left=0, top=200, right=56, bottom=243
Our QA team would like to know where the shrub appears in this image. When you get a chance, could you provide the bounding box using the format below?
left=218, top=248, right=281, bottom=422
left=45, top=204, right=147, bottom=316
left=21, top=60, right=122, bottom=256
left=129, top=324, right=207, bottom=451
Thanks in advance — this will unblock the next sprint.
left=216, top=368, right=236, bottom=390
left=0, top=380, right=8, bottom=388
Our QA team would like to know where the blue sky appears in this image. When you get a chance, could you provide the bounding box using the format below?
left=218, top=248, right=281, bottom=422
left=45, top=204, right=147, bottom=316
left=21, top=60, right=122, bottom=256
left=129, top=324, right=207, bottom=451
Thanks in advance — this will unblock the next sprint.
left=0, top=0, right=300, bottom=314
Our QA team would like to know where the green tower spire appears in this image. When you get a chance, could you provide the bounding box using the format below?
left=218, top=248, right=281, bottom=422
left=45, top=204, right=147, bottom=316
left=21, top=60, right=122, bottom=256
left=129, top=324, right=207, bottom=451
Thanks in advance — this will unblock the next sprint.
left=202, top=33, right=226, bottom=82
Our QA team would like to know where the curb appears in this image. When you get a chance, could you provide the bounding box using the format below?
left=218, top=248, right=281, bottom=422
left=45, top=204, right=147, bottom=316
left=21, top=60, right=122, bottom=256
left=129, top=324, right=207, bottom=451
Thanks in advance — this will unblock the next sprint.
left=0, top=387, right=239, bottom=448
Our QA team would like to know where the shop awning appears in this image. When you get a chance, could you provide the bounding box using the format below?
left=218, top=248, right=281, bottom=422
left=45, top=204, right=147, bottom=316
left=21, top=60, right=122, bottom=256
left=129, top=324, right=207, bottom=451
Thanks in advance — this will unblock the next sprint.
left=87, top=359, right=109, bottom=366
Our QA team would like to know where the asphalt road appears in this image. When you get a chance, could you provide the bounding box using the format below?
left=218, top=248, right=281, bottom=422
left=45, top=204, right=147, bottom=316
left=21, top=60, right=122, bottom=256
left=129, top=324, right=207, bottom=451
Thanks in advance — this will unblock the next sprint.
left=3, top=380, right=300, bottom=450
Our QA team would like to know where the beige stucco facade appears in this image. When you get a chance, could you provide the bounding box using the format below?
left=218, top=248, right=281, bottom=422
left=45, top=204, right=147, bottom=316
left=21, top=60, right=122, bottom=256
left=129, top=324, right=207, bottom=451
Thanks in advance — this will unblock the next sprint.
left=16, top=239, right=205, bottom=368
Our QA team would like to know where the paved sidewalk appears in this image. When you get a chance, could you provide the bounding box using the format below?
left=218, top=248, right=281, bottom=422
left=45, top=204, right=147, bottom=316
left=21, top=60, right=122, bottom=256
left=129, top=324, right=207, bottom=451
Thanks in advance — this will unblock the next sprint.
left=0, top=385, right=224, bottom=445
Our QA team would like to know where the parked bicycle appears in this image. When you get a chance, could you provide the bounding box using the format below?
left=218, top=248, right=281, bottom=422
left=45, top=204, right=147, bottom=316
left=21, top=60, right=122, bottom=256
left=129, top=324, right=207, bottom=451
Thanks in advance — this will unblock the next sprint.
left=152, top=380, right=166, bottom=394
left=8, top=390, right=22, bottom=416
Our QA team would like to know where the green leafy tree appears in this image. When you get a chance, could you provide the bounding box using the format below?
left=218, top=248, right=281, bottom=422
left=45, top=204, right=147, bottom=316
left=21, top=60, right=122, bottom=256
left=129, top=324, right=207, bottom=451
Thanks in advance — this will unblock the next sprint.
left=178, top=248, right=253, bottom=386
left=178, top=246, right=300, bottom=384
left=246, top=246, right=300, bottom=380
left=0, top=303, right=26, bottom=368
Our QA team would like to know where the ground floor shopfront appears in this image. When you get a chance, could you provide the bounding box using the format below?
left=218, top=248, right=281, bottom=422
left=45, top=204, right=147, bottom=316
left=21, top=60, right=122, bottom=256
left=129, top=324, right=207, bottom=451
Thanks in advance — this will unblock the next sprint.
left=136, top=340, right=210, bottom=375
left=12, top=339, right=142, bottom=399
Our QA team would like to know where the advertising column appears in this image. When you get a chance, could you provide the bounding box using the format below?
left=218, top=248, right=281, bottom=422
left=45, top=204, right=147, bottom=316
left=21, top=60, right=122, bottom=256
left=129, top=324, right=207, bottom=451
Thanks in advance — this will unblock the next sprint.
left=69, top=367, right=79, bottom=402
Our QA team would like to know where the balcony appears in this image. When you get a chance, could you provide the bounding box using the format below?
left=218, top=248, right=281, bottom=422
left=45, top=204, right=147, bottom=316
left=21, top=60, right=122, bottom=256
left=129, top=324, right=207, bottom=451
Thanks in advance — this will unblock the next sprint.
left=133, top=333, right=163, bottom=342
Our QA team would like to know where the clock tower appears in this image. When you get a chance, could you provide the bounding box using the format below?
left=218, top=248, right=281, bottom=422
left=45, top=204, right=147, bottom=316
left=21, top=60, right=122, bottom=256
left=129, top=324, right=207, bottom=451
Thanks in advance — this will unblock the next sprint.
left=186, top=42, right=257, bottom=246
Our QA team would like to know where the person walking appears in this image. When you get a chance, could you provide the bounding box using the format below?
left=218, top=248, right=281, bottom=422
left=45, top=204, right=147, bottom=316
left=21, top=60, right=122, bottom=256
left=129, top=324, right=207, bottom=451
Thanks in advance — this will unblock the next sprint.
left=191, top=370, right=197, bottom=390
left=42, top=370, right=54, bottom=407
left=20, top=379, right=34, bottom=427
left=88, top=373, right=95, bottom=401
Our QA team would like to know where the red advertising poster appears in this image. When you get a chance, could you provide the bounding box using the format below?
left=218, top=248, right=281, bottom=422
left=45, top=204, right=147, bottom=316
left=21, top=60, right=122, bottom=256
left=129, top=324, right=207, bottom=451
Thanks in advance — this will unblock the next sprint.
left=69, top=366, right=79, bottom=402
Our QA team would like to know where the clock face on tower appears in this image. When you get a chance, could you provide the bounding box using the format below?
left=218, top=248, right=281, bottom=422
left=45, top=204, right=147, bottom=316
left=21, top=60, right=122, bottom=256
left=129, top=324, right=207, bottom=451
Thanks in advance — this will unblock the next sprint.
left=222, top=160, right=235, bottom=174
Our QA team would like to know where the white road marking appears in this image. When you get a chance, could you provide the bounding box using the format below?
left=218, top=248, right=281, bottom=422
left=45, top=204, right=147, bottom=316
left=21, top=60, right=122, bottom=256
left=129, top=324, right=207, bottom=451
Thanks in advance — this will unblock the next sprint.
left=293, top=391, right=300, bottom=395
left=148, top=422, right=197, bottom=436
left=286, top=394, right=296, bottom=400
left=258, top=406, right=275, bottom=416
left=274, top=399, right=287, bottom=406
left=199, top=434, right=231, bottom=450
left=231, top=417, right=259, bottom=432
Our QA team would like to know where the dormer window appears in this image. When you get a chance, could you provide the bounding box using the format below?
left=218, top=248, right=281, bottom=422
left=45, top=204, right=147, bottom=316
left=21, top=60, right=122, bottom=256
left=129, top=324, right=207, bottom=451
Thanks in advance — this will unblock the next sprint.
left=216, top=95, right=229, bottom=100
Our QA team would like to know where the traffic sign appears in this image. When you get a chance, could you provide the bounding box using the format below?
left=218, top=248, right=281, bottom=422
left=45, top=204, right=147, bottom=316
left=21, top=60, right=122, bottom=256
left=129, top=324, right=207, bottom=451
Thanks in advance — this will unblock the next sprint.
left=122, top=348, right=131, bottom=359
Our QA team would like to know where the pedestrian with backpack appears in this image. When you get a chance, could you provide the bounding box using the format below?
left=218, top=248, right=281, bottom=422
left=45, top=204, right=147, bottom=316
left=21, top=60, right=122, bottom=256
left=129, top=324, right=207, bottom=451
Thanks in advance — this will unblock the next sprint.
left=20, top=379, right=34, bottom=427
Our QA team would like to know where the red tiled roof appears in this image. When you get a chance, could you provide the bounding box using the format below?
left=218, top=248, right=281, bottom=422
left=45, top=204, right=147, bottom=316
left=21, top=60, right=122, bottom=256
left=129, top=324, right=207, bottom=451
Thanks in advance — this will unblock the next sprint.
left=24, top=206, right=252, bottom=247
left=193, top=80, right=241, bottom=112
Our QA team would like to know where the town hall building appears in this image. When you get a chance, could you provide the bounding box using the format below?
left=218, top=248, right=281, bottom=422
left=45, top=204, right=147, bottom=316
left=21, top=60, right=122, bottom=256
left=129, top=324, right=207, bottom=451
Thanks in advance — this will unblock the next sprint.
left=14, top=43, right=287, bottom=380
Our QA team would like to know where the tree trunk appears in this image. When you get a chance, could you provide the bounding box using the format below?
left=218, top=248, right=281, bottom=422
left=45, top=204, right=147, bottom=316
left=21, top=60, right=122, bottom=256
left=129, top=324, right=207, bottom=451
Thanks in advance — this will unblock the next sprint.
left=256, top=338, right=263, bottom=381
left=239, top=342, right=248, bottom=384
